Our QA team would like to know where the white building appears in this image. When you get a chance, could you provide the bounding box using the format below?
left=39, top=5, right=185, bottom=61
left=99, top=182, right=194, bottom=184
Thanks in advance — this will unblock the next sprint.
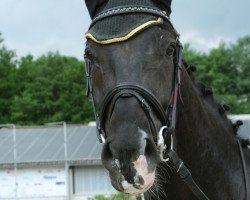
left=0, top=124, right=115, bottom=200
left=229, top=114, right=250, bottom=139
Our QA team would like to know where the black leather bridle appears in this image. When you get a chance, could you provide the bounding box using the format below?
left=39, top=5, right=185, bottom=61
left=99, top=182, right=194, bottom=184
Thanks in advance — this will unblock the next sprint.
left=85, top=5, right=211, bottom=200
left=85, top=39, right=182, bottom=145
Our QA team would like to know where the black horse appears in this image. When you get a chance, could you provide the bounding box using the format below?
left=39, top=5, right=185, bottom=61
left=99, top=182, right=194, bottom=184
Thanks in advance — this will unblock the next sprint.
left=84, top=0, right=249, bottom=199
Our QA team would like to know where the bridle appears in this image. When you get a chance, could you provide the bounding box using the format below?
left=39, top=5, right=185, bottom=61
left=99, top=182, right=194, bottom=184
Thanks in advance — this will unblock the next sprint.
left=85, top=7, right=181, bottom=146
left=85, top=39, right=182, bottom=147
left=85, top=5, right=210, bottom=200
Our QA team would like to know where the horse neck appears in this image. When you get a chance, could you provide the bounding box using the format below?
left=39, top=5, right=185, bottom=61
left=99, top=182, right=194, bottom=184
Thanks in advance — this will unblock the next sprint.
left=172, top=68, right=245, bottom=198
left=176, top=69, right=237, bottom=161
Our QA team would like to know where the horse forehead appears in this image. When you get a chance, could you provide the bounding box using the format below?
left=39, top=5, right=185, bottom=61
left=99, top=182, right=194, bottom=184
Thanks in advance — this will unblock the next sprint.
left=95, top=33, right=163, bottom=69
left=89, top=27, right=164, bottom=55
left=91, top=42, right=152, bottom=82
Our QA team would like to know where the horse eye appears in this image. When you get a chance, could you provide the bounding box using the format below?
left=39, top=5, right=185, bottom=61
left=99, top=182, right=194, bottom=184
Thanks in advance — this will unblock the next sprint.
left=84, top=49, right=94, bottom=61
left=166, top=45, right=175, bottom=57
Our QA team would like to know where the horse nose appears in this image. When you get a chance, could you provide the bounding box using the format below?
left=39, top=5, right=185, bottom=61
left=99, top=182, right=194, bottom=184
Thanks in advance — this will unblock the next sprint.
left=101, top=128, right=157, bottom=168
left=102, top=136, right=156, bottom=174
left=101, top=135, right=157, bottom=194
left=102, top=133, right=147, bottom=164
left=107, top=149, right=147, bottom=188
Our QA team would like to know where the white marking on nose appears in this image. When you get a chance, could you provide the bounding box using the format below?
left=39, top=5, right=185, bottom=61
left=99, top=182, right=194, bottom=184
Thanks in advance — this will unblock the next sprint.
left=121, top=170, right=155, bottom=195
left=120, top=128, right=155, bottom=195
left=121, top=155, right=155, bottom=195
left=121, top=180, right=141, bottom=195
left=138, top=128, right=147, bottom=139
left=133, top=155, right=148, bottom=177
left=138, top=128, right=147, bottom=154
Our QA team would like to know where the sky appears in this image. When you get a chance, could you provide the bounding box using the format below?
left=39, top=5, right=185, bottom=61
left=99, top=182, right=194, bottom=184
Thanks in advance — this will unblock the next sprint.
left=0, top=0, right=249, bottom=60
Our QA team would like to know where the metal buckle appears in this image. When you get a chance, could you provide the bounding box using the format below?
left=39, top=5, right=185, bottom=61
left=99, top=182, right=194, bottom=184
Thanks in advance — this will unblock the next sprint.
left=97, top=127, right=106, bottom=144
left=158, top=126, right=173, bottom=162
left=247, top=137, right=250, bottom=150
left=100, top=133, right=106, bottom=143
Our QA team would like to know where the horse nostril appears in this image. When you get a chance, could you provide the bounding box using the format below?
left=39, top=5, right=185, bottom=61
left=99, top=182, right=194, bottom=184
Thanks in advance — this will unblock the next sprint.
left=138, top=175, right=145, bottom=185
left=134, top=174, right=145, bottom=186
left=126, top=177, right=135, bottom=184
left=102, top=142, right=123, bottom=173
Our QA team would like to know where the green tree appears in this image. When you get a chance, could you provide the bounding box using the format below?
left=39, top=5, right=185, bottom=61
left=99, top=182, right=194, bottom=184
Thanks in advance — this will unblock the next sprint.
left=183, top=36, right=250, bottom=114
left=1, top=33, right=249, bottom=125
left=11, top=52, right=93, bottom=125
left=227, top=36, right=250, bottom=113
left=0, top=33, right=18, bottom=123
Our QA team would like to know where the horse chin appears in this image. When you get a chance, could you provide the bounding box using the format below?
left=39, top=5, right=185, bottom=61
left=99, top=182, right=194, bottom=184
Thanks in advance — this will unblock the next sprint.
left=110, top=155, right=156, bottom=195
left=110, top=171, right=155, bottom=195
left=122, top=171, right=155, bottom=195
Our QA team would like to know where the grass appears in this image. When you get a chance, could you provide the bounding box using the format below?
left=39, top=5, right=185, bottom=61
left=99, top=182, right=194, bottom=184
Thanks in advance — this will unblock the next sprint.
left=88, top=193, right=136, bottom=200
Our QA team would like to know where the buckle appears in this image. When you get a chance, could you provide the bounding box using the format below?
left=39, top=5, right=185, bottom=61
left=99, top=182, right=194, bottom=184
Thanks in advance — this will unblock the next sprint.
left=100, top=133, right=106, bottom=143
left=158, top=126, right=173, bottom=162
left=97, top=128, right=106, bottom=143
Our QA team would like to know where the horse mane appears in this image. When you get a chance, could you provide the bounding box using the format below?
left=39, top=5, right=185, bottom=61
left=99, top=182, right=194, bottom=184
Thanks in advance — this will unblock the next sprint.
left=158, top=22, right=242, bottom=136
left=182, top=60, right=243, bottom=137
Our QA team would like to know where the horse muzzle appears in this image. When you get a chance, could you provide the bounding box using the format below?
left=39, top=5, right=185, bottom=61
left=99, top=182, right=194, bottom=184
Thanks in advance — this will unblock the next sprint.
left=109, top=155, right=156, bottom=195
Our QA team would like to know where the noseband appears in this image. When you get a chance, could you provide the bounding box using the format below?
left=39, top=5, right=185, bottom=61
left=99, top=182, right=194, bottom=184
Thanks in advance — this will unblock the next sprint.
left=97, top=84, right=167, bottom=143
left=85, top=39, right=183, bottom=146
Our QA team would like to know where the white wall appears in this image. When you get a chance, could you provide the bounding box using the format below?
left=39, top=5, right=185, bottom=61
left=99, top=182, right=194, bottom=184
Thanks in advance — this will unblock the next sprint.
left=0, top=165, right=116, bottom=200
left=229, top=114, right=250, bottom=139
left=0, top=167, right=66, bottom=199
left=73, top=166, right=115, bottom=196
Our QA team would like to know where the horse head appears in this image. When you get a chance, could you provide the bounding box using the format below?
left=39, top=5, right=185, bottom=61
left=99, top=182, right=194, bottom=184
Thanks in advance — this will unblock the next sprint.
left=84, top=1, right=248, bottom=199
left=85, top=16, right=178, bottom=194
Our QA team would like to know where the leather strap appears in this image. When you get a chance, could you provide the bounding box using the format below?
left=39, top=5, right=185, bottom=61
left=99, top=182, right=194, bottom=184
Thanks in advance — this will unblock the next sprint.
left=167, top=150, right=210, bottom=200
left=238, top=140, right=250, bottom=200
left=97, top=85, right=168, bottom=142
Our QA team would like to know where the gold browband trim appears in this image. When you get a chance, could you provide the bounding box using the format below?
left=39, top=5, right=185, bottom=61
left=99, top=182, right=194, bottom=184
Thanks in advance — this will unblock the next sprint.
left=85, top=17, right=163, bottom=44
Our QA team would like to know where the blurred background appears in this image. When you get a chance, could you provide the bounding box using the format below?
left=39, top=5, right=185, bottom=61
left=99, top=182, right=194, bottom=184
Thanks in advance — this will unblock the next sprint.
left=0, top=0, right=249, bottom=124
left=0, top=0, right=249, bottom=199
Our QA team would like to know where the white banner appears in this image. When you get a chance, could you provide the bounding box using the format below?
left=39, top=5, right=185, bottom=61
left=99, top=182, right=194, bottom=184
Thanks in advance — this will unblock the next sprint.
left=0, top=167, right=66, bottom=198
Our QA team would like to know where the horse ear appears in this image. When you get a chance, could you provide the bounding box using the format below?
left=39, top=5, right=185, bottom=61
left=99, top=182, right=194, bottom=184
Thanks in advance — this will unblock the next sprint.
left=85, top=0, right=173, bottom=19
left=85, top=0, right=108, bottom=19
left=156, top=0, right=172, bottom=16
